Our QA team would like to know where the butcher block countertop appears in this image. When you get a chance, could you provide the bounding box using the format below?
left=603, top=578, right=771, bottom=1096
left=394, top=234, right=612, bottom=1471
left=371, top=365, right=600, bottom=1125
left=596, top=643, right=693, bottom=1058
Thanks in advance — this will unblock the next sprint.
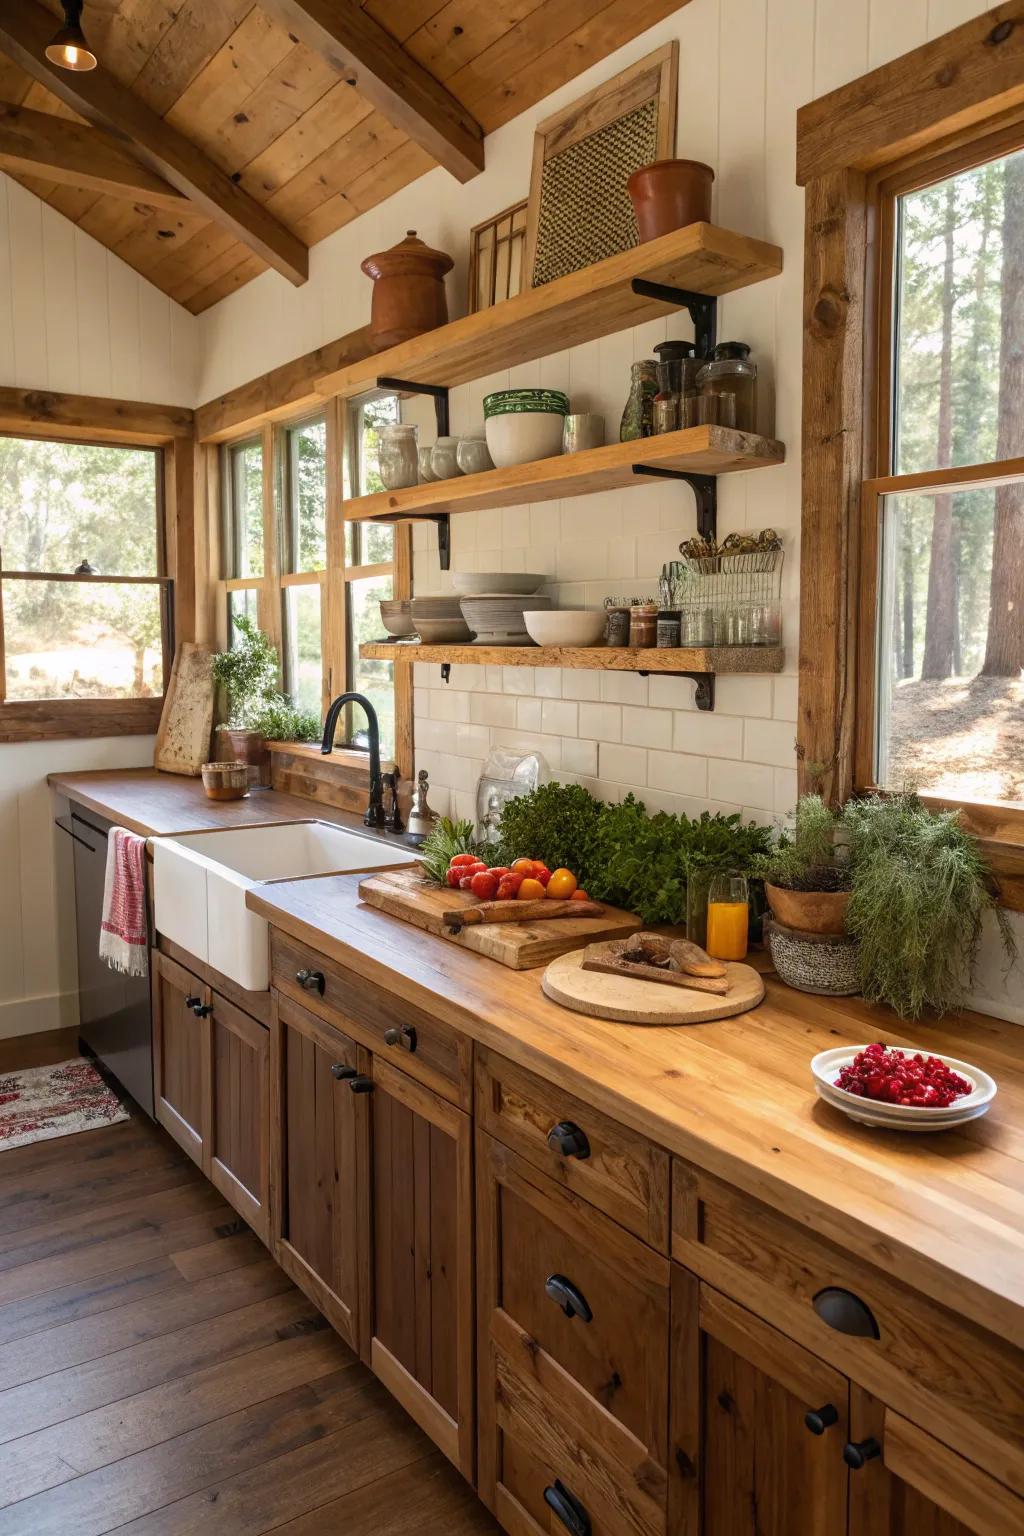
left=247, top=870, right=1024, bottom=1348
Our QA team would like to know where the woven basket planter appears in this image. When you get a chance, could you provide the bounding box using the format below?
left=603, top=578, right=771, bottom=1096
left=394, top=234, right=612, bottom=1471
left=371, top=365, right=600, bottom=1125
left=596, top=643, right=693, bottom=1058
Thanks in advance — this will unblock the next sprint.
left=766, top=919, right=861, bottom=997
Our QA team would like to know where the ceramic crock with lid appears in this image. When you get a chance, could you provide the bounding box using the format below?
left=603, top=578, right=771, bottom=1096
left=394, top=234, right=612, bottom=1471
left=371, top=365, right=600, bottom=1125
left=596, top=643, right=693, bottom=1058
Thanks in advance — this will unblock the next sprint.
left=361, top=230, right=454, bottom=350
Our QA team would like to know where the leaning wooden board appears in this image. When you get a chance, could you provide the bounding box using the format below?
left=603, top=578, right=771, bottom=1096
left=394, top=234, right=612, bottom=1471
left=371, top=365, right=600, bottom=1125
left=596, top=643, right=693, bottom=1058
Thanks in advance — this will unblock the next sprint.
left=358, top=866, right=642, bottom=969
left=542, top=948, right=765, bottom=1023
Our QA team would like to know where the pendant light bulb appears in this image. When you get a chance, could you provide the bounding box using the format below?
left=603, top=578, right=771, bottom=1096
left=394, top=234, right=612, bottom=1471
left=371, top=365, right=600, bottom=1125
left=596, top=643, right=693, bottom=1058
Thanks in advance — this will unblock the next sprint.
left=45, top=1, right=97, bottom=71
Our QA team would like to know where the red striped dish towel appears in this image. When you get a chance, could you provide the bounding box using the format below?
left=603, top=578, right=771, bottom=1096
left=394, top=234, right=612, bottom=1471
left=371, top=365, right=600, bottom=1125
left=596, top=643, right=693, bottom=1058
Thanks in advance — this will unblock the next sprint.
left=99, top=828, right=149, bottom=977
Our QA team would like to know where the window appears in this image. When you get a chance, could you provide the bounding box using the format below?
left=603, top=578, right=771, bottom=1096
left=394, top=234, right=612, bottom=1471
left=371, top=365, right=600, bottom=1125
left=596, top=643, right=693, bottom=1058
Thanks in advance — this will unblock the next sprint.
left=281, top=416, right=326, bottom=718
left=0, top=436, right=168, bottom=710
left=863, top=139, right=1024, bottom=808
left=223, top=437, right=265, bottom=645
left=342, top=395, right=398, bottom=758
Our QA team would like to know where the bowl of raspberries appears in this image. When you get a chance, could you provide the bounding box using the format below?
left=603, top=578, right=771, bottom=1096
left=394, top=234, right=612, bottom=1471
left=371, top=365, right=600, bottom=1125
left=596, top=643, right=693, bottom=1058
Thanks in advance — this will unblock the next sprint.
left=811, top=1042, right=996, bottom=1131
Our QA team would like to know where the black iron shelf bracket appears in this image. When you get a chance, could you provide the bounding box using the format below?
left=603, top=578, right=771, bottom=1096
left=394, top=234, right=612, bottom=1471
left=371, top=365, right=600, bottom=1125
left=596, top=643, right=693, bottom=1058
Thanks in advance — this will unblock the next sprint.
left=638, top=671, right=716, bottom=711
left=632, top=464, right=717, bottom=542
left=630, top=278, right=718, bottom=358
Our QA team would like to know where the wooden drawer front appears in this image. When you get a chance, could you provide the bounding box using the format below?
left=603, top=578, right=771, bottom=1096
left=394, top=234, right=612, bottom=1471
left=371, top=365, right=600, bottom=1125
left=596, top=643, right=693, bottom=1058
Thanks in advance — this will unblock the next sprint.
left=878, top=1409, right=1023, bottom=1536
left=672, top=1163, right=1024, bottom=1494
left=476, top=1046, right=669, bottom=1251
left=209, top=991, right=269, bottom=1243
left=272, top=931, right=469, bottom=1108
left=152, top=949, right=210, bottom=1168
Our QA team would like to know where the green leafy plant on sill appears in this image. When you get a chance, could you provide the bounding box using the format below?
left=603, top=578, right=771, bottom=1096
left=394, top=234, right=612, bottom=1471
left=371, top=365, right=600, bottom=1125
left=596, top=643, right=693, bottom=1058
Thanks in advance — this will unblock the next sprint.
left=211, top=615, right=320, bottom=743
left=751, top=794, right=852, bottom=893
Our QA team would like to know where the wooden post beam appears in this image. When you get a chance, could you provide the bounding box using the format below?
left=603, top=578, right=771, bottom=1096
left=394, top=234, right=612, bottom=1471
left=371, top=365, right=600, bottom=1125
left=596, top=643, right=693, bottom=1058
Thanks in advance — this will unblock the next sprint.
left=0, top=0, right=309, bottom=286
left=0, top=100, right=186, bottom=210
left=259, top=0, right=484, bottom=183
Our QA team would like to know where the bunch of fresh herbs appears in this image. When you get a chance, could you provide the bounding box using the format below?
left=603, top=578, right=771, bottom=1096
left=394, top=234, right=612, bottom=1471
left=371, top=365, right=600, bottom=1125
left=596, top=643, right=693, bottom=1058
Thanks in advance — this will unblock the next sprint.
left=752, top=794, right=851, bottom=893
left=211, top=615, right=320, bottom=741
left=419, top=817, right=488, bottom=884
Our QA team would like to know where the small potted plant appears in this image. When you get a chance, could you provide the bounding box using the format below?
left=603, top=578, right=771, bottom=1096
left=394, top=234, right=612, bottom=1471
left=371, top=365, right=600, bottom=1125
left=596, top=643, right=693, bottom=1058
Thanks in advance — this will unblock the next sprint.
left=754, top=795, right=852, bottom=935
left=211, top=616, right=320, bottom=785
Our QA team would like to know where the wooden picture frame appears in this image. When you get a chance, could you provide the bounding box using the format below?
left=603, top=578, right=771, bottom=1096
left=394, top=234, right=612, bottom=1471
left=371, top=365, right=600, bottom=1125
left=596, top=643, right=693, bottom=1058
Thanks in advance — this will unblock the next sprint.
left=524, top=41, right=678, bottom=290
left=467, top=200, right=529, bottom=313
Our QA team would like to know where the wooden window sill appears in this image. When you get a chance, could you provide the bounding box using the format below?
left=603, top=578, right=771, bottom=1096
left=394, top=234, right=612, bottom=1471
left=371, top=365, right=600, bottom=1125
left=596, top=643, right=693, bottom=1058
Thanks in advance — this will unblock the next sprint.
left=265, top=740, right=398, bottom=777
left=0, top=697, right=164, bottom=744
left=919, top=795, right=1024, bottom=914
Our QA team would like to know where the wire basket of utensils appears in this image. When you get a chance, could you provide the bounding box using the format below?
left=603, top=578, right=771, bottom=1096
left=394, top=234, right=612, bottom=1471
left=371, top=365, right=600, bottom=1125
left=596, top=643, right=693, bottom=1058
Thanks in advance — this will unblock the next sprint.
left=668, top=530, right=784, bottom=647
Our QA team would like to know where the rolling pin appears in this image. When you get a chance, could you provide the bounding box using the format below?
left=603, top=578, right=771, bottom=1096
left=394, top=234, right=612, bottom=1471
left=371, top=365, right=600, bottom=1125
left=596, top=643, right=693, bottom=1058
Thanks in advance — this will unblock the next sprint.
left=444, top=899, right=604, bottom=930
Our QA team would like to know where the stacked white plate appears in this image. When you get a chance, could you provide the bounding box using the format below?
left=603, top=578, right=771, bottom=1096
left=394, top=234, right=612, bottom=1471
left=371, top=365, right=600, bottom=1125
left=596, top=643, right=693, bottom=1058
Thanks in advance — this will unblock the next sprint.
left=810, top=1046, right=997, bottom=1132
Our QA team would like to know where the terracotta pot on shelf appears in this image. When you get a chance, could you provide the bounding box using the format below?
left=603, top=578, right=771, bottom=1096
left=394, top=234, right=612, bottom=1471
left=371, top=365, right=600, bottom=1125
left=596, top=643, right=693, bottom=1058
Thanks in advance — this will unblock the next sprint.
left=361, top=230, right=454, bottom=351
left=627, top=159, right=715, bottom=243
left=764, top=882, right=850, bottom=937
left=216, top=726, right=270, bottom=788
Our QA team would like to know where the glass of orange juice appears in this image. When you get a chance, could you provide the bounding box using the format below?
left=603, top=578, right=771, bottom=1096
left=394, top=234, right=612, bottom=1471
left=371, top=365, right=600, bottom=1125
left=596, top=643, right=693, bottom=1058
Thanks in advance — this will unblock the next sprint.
left=706, top=875, right=749, bottom=961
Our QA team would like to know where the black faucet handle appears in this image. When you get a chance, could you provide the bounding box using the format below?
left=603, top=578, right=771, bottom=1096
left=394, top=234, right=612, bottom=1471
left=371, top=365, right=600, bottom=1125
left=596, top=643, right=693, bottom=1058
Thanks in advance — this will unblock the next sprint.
left=382, top=771, right=405, bottom=834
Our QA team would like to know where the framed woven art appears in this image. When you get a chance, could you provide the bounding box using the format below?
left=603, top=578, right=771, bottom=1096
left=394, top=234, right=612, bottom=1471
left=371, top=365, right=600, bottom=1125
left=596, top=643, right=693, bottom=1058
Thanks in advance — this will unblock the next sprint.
left=524, top=41, right=678, bottom=290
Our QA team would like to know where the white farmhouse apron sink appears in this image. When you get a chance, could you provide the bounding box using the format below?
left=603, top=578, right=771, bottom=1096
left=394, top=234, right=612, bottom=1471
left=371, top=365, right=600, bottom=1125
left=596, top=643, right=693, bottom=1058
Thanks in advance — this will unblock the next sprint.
left=152, top=820, right=417, bottom=990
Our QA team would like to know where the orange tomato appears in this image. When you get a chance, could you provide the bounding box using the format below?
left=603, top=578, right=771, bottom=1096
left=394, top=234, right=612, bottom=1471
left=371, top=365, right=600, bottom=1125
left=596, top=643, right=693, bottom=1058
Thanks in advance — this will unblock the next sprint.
left=571, top=889, right=589, bottom=901
left=511, top=857, right=537, bottom=875
left=546, top=868, right=578, bottom=900
left=516, top=877, right=546, bottom=901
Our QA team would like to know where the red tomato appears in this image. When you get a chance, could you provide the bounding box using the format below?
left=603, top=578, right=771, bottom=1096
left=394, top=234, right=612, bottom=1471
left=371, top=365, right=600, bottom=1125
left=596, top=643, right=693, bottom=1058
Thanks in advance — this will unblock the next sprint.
left=533, top=867, right=551, bottom=887
left=470, top=871, right=499, bottom=900
left=449, top=853, right=479, bottom=867
left=459, top=873, right=478, bottom=890
left=445, top=867, right=463, bottom=888
left=489, top=866, right=510, bottom=878
left=571, top=889, right=590, bottom=901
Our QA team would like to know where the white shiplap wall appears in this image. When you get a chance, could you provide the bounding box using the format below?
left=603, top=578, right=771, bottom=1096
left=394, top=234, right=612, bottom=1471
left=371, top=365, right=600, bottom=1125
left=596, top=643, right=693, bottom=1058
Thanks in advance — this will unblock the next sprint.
left=0, top=173, right=199, bottom=1035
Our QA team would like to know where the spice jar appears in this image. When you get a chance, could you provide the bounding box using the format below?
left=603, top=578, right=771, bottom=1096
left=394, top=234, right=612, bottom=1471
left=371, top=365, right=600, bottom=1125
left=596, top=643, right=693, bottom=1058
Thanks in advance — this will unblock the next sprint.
left=697, top=342, right=757, bottom=432
left=605, top=602, right=630, bottom=647
left=379, top=423, right=419, bottom=490
left=653, top=362, right=678, bottom=435
left=619, top=360, right=658, bottom=440
left=629, top=601, right=658, bottom=647
left=657, top=610, right=681, bottom=647
left=654, top=340, right=701, bottom=428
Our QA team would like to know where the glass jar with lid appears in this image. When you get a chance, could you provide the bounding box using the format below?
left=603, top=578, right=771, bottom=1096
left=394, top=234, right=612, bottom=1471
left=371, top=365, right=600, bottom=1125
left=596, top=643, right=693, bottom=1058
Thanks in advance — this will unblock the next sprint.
left=379, top=422, right=419, bottom=489
left=654, top=340, right=702, bottom=428
left=696, top=342, right=758, bottom=432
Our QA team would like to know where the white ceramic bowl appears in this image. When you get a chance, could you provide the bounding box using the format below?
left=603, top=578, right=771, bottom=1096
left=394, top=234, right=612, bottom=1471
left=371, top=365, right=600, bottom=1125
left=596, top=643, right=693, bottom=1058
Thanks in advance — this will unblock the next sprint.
left=485, top=411, right=566, bottom=468
left=379, top=599, right=414, bottom=637
left=810, top=1045, right=996, bottom=1131
left=523, top=609, right=607, bottom=647
left=450, top=572, right=546, bottom=597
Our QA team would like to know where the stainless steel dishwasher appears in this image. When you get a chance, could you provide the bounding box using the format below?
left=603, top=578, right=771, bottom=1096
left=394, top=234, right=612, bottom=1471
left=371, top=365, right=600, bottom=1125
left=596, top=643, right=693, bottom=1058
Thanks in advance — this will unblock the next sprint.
left=56, top=804, right=154, bottom=1117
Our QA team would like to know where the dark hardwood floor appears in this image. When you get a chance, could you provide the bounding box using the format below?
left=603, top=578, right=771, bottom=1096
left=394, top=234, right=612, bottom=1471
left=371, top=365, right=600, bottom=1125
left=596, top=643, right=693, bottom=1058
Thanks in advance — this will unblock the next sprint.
left=0, top=1029, right=498, bottom=1534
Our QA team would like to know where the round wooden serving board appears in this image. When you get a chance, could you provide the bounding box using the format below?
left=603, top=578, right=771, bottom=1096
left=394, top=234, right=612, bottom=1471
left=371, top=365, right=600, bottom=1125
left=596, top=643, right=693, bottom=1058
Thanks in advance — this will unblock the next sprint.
left=541, top=949, right=765, bottom=1024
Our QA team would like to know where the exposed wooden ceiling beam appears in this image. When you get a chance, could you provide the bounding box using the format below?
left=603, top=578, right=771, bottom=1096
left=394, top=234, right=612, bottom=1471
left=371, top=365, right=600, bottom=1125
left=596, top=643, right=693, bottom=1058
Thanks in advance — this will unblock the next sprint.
left=0, top=0, right=308, bottom=286
left=259, top=0, right=484, bottom=183
left=0, top=100, right=186, bottom=209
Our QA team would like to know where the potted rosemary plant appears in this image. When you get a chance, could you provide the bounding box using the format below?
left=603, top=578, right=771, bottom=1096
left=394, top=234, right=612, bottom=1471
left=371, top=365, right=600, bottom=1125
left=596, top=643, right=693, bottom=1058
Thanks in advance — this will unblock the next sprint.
left=753, top=795, right=852, bottom=935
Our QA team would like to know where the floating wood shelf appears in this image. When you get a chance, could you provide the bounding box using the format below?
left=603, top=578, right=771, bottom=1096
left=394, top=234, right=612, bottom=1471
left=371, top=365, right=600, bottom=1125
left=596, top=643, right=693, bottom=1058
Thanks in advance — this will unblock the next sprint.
left=343, top=425, right=784, bottom=523
left=361, top=643, right=785, bottom=675
left=317, top=223, right=783, bottom=399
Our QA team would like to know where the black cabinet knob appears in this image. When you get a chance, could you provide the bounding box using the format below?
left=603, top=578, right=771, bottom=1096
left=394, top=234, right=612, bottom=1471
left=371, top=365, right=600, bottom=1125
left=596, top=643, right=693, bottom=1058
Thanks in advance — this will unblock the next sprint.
left=805, top=1403, right=839, bottom=1435
left=544, top=1480, right=590, bottom=1536
left=347, top=1076, right=374, bottom=1094
left=185, top=995, right=201, bottom=1009
left=547, top=1121, right=591, bottom=1160
left=813, top=1287, right=880, bottom=1339
left=844, top=1437, right=881, bottom=1470
left=545, top=1274, right=593, bottom=1323
left=383, top=1025, right=417, bottom=1053
left=296, top=968, right=325, bottom=995
left=192, top=1003, right=212, bottom=1018
left=330, top=1064, right=357, bottom=1081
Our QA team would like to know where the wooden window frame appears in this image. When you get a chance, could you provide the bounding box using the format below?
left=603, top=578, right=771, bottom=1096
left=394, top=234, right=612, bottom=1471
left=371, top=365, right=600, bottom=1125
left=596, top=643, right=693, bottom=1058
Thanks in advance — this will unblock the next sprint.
left=0, top=390, right=194, bottom=744
left=796, top=3, right=1024, bottom=910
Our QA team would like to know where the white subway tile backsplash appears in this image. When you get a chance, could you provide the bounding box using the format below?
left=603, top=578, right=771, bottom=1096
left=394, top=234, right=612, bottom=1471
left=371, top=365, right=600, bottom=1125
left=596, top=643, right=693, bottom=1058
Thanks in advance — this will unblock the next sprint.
left=562, top=670, right=601, bottom=701
left=600, top=742, right=648, bottom=784
left=431, top=689, right=471, bottom=723
left=578, top=703, right=621, bottom=743
left=621, top=705, right=673, bottom=750
left=532, top=669, right=562, bottom=699
left=470, top=693, right=517, bottom=728
left=542, top=699, right=578, bottom=737
left=773, top=766, right=799, bottom=814
left=714, top=675, right=774, bottom=718
left=707, top=758, right=774, bottom=810
left=600, top=671, right=647, bottom=705
left=648, top=750, right=708, bottom=798
left=673, top=712, right=744, bottom=759
left=648, top=675, right=697, bottom=711
left=773, top=675, right=799, bottom=721
left=516, top=697, right=543, bottom=732
left=561, top=737, right=598, bottom=776
left=744, top=718, right=798, bottom=769
left=502, top=666, right=536, bottom=695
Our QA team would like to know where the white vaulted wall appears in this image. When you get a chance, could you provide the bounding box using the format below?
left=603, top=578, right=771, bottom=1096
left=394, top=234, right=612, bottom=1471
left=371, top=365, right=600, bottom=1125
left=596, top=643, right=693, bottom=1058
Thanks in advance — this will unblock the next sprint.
left=0, top=172, right=200, bottom=1035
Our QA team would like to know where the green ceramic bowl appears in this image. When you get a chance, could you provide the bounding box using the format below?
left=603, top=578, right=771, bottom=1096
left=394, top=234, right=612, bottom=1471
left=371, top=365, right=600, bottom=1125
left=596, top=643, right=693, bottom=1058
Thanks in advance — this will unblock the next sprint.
left=483, top=388, right=570, bottom=420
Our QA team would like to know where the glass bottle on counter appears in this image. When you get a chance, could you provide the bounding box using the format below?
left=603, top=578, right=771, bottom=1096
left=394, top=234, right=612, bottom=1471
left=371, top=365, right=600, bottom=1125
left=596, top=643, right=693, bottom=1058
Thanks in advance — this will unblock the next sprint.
left=654, top=340, right=702, bottom=428
left=697, top=342, right=758, bottom=433
left=619, top=360, right=659, bottom=440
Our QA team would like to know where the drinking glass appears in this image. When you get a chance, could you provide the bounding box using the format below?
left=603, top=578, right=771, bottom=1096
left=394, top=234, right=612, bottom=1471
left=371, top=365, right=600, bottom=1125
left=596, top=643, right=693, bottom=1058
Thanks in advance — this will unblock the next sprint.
left=706, top=875, right=750, bottom=961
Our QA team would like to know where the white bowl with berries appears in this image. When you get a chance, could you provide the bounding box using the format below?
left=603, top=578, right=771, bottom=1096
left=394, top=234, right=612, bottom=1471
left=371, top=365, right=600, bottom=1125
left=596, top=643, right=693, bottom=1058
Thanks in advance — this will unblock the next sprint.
left=811, top=1042, right=996, bottom=1131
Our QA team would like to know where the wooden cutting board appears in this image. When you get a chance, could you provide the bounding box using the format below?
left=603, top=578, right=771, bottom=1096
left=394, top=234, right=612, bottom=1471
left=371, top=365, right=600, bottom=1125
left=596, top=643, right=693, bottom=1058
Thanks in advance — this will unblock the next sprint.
left=358, top=866, right=642, bottom=969
left=542, top=948, right=765, bottom=1023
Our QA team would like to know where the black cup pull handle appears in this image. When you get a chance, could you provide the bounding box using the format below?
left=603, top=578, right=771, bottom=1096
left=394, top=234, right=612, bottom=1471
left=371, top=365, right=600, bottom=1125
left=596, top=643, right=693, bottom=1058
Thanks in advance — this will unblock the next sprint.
left=813, top=1287, right=880, bottom=1339
left=383, top=1025, right=417, bottom=1053
left=331, top=1064, right=358, bottom=1081
left=192, top=1003, right=213, bottom=1018
left=805, top=1403, right=839, bottom=1435
left=844, top=1437, right=882, bottom=1470
left=543, top=1480, right=590, bottom=1536
left=348, top=1075, right=375, bottom=1094
left=296, top=968, right=325, bottom=995
left=185, top=995, right=201, bottom=1009
left=547, top=1121, right=591, bottom=1160
left=545, top=1274, right=593, bottom=1323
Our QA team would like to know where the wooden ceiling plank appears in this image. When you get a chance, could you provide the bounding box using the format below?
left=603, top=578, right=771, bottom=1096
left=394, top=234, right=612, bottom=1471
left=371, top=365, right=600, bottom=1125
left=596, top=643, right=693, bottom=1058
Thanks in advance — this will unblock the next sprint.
left=186, top=250, right=265, bottom=313
left=78, top=194, right=165, bottom=252
left=0, top=0, right=310, bottom=286
left=164, top=8, right=296, bottom=149
left=0, top=100, right=187, bottom=209
left=198, top=41, right=341, bottom=177
left=88, top=0, right=183, bottom=93
left=171, top=236, right=259, bottom=307
left=294, top=133, right=433, bottom=244
left=361, top=0, right=450, bottom=47
left=258, top=0, right=484, bottom=181
left=404, top=0, right=545, bottom=84
left=109, top=202, right=211, bottom=270
left=264, top=110, right=407, bottom=225
left=238, top=81, right=374, bottom=200
left=131, top=0, right=254, bottom=118
left=156, top=226, right=242, bottom=300
left=38, top=179, right=104, bottom=224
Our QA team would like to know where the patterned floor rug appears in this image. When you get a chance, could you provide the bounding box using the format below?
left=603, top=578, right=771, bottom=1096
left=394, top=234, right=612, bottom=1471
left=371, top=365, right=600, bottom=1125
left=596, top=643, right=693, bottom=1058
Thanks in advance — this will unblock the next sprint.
left=0, top=1058, right=129, bottom=1151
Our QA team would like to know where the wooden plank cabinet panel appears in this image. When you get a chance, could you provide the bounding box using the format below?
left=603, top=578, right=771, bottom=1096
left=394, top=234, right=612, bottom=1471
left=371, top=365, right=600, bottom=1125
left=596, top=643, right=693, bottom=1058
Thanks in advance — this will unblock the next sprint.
left=476, top=1046, right=670, bottom=1251
left=671, top=1162, right=1024, bottom=1494
left=209, top=990, right=270, bottom=1244
left=369, top=1055, right=474, bottom=1479
left=151, top=949, right=210, bottom=1170
left=272, top=931, right=471, bottom=1107
left=270, top=994, right=370, bottom=1354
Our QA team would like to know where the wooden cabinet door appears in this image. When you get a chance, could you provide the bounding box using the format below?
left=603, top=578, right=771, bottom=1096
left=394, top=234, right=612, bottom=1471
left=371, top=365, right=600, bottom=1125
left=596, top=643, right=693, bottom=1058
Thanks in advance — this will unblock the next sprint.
left=209, top=991, right=270, bottom=1244
left=670, top=1271, right=850, bottom=1536
left=369, top=1055, right=474, bottom=1481
left=848, top=1390, right=1021, bottom=1536
left=152, top=949, right=211, bottom=1169
left=270, top=994, right=370, bottom=1354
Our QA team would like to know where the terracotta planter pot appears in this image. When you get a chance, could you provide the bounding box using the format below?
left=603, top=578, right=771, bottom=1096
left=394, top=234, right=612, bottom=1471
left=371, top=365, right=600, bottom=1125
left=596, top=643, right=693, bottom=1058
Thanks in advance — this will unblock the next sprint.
left=361, top=230, right=453, bottom=350
left=764, top=883, right=850, bottom=937
left=216, top=727, right=270, bottom=788
left=627, top=159, right=715, bottom=243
